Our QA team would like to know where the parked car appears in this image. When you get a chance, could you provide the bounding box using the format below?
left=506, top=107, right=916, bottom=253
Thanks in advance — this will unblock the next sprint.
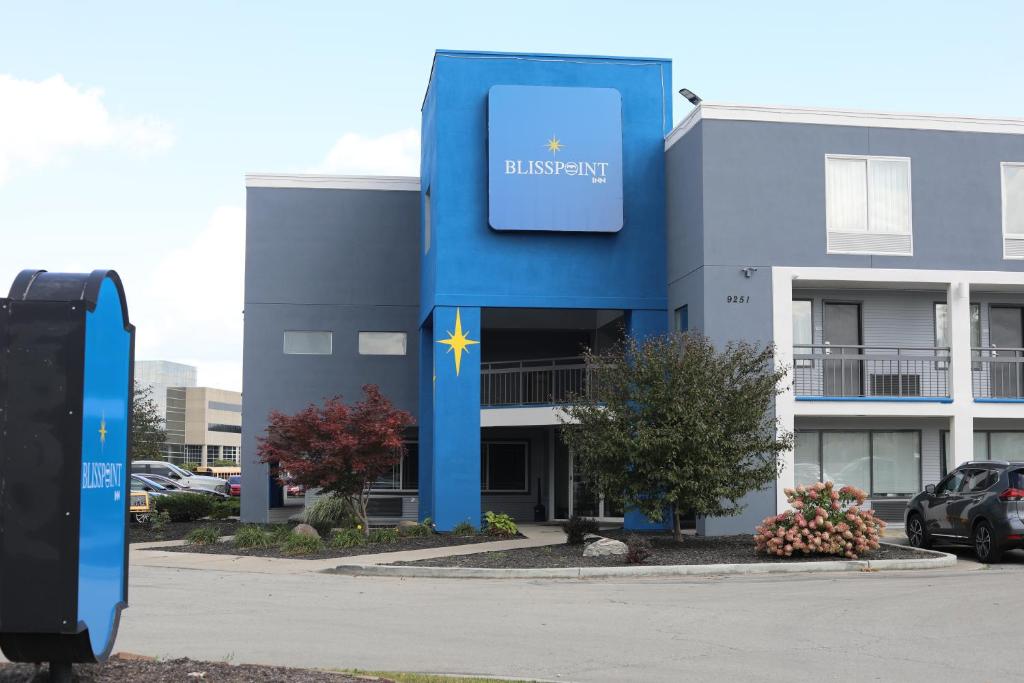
left=132, top=460, right=228, bottom=494
left=286, top=482, right=304, bottom=497
left=228, top=475, right=241, bottom=497
left=905, top=460, right=1024, bottom=562
left=145, top=473, right=230, bottom=499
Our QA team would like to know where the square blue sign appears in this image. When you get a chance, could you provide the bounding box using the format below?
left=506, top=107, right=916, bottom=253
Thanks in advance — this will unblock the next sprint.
left=488, top=85, right=623, bottom=232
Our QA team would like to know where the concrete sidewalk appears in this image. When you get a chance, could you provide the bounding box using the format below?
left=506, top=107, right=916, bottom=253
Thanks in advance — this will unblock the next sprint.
left=129, top=524, right=566, bottom=574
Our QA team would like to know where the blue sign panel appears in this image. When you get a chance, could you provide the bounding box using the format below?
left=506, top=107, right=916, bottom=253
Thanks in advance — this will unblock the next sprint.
left=488, top=85, right=623, bottom=232
left=0, top=270, right=133, bottom=666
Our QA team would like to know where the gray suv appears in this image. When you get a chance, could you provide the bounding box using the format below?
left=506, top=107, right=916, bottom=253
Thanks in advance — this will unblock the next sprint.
left=905, top=461, right=1024, bottom=563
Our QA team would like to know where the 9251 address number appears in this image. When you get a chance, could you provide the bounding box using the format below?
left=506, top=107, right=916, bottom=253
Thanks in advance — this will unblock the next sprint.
left=726, top=295, right=750, bottom=303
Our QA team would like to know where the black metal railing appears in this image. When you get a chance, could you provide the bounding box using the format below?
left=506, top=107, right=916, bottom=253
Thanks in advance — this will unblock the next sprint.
left=793, top=344, right=951, bottom=399
left=972, top=347, right=1024, bottom=399
left=481, top=356, right=590, bottom=406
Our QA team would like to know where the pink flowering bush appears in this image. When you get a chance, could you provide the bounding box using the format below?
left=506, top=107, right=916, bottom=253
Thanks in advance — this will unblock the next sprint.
left=754, top=482, right=885, bottom=559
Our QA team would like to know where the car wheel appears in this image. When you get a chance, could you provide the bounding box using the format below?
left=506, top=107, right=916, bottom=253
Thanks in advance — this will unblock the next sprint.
left=973, top=520, right=1003, bottom=563
left=906, top=513, right=930, bottom=549
left=133, top=513, right=151, bottom=524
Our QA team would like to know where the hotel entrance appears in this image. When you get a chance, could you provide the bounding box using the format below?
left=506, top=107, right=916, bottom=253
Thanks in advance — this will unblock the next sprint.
left=550, top=428, right=624, bottom=521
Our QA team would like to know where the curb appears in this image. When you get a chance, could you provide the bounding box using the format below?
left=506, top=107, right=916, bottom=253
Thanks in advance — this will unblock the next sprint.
left=326, top=543, right=956, bottom=579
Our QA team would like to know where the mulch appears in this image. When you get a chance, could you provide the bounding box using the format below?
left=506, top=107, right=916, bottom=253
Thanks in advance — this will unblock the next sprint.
left=129, top=520, right=241, bottom=544
left=393, top=532, right=935, bottom=568
left=154, top=532, right=523, bottom=560
left=0, top=657, right=387, bottom=682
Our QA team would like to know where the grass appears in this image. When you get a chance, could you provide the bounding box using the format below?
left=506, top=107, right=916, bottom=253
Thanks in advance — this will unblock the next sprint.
left=329, top=528, right=367, bottom=549
left=184, top=525, right=221, bottom=546
left=368, top=527, right=400, bottom=544
left=233, top=524, right=274, bottom=549
left=281, top=533, right=325, bottom=556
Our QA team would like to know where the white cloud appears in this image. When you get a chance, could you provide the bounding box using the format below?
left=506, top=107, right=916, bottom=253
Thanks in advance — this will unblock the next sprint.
left=316, top=128, right=419, bottom=176
left=0, top=74, right=173, bottom=184
left=133, top=205, right=245, bottom=392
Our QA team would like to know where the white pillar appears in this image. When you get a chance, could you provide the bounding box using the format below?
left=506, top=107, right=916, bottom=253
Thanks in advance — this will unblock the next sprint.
left=772, top=268, right=796, bottom=512
left=949, top=280, right=973, bottom=467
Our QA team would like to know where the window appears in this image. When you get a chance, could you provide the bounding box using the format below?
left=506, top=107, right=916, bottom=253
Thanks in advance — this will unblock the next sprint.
left=1003, top=163, right=1024, bottom=258
left=674, top=305, right=688, bottom=332
left=826, top=155, right=912, bottom=255
left=184, top=445, right=202, bottom=466
left=424, top=189, right=431, bottom=254
left=990, top=432, right=1024, bottom=461
left=206, top=445, right=220, bottom=460
left=962, top=468, right=998, bottom=493
left=372, top=443, right=418, bottom=491
left=209, top=401, right=242, bottom=412
left=480, top=442, right=528, bottom=492
left=941, top=430, right=990, bottom=476
left=871, top=432, right=921, bottom=496
left=797, top=430, right=921, bottom=496
left=208, top=423, right=241, bottom=434
left=284, top=330, right=332, bottom=355
left=936, top=470, right=966, bottom=495
left=222, top=446, right=239, bottom=463
left=358, top=331, right=407, bottom=356
left=792, top=300, right=812, bottom=367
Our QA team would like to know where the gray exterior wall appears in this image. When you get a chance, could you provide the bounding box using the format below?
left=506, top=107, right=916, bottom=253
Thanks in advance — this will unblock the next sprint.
left=241, top=186, right=421, bottom=522
left=666, top=117, right=1024, bottom=534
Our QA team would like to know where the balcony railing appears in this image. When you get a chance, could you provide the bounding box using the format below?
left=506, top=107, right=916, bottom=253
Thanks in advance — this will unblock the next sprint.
left=481, top=356, right=590, bottom=407
left=793, top=344, right=951, bottom=399
left=972, top=347, right=1024, bottom=400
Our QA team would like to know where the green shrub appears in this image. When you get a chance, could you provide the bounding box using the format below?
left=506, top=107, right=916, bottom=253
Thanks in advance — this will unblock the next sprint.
left=368, top=527, right=399, bottom=544
left=267, top=524, right=294, bottom=544
left=562, top=516, right=600, bottom=545
left=147, top=510, right=171, bottom=533
left=185, top=525, right=221, bottom=546
left=483, top=511, right=518, bottom=537
left=234, top=525, right=273, bottom=549
left=398, top=519, right=433, bottom=538
left=154, top=493, right=215, bottom=522
left=329, top=528, right=367, bottom=549
left=304, top=495, right=356, bottom=536
left=209, top=498, right=241, bottom=520
left=451, top=521, right=477, bottom=536
left=281, top=533, right=324, bottom=556
left=624, top=535, right=653, bottom=565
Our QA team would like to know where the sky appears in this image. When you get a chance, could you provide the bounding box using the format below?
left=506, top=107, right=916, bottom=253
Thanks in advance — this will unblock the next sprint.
left=1, top=1, right=1022, bottom=392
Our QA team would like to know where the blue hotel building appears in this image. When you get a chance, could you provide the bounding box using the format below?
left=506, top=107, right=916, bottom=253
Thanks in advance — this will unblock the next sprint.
left=242, top=50, right=1024, bottom=534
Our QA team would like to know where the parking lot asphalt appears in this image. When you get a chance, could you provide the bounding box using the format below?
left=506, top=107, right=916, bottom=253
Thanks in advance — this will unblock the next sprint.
left=114, top=547, right=1024, bottom=683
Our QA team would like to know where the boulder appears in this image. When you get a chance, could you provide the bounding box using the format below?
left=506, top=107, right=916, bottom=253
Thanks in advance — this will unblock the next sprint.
left=582, top=533, right=603, bottom=542
left=582, top=537, right=628, bottom=557
left=292, top=523, right=320, bottom=539
left=397, top=520, right=419, bottom=531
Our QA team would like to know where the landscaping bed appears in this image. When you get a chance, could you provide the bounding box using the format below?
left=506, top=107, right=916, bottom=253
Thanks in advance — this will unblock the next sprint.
left=392, top=532, right=935, bottom=569
left=129, top=519, right=240, bottom=544
left=0, top=657, right=384, bottom=682
left=156, top=528, right=522, bottom=560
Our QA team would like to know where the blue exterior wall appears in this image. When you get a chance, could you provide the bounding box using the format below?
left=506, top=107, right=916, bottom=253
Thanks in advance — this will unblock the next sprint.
left=421, top=51, right=672, bottom=318
left=418, top=51, right=673, bottom=529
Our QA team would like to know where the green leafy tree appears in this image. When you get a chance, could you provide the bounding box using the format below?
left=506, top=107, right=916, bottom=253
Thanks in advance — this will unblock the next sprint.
left=559, top=331, right=792, bottom=542
left=131, top=382, right=166, bottom=461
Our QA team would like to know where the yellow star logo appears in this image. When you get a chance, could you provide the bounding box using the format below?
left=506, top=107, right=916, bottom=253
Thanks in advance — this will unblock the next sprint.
left=545, top=135, right=563, bottom=154
left=98, top=416, right=108, bottom=446
left=436, top=308, right=479, bottom=376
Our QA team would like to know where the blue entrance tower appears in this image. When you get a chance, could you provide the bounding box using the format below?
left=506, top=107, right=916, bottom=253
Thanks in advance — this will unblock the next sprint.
left=417, top=51, right=673, bottom=531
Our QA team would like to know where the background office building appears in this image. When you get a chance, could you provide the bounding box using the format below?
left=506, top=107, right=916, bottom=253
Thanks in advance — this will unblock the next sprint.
left=241, top=50, right=1024, bottom=531
left=135, top=360, right=243, bottom=468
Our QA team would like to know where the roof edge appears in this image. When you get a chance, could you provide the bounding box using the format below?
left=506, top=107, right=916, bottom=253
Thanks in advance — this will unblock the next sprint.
left=245, top=173, right=420, bottom=191
left=666, top=102, right=1024, bottom=150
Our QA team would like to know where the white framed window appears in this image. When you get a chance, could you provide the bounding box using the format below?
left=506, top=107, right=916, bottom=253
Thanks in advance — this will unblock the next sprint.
left=358, top=331, right=407, bottom=355
left=283, top=330, right=333, bottom=355
left=825, top=155, right=912, bottom=255
left=1002, top=162, right=1024, bottom=258
left=222, top=445, right=239, bottom=463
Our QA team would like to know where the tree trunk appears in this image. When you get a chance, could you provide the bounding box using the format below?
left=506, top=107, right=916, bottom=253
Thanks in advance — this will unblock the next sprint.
left=672, top=507, right=683, bottom=543
left=355, top=488, right=371, bottom=537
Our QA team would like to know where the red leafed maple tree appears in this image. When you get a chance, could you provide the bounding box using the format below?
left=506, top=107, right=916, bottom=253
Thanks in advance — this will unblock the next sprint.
left=257, top=385, right=414, bottom=533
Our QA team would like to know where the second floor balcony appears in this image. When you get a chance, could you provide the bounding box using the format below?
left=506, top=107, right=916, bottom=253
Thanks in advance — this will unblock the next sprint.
left=793, top=344, right=951, bottom=400
left=481, top=356, right=590, bottom=407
